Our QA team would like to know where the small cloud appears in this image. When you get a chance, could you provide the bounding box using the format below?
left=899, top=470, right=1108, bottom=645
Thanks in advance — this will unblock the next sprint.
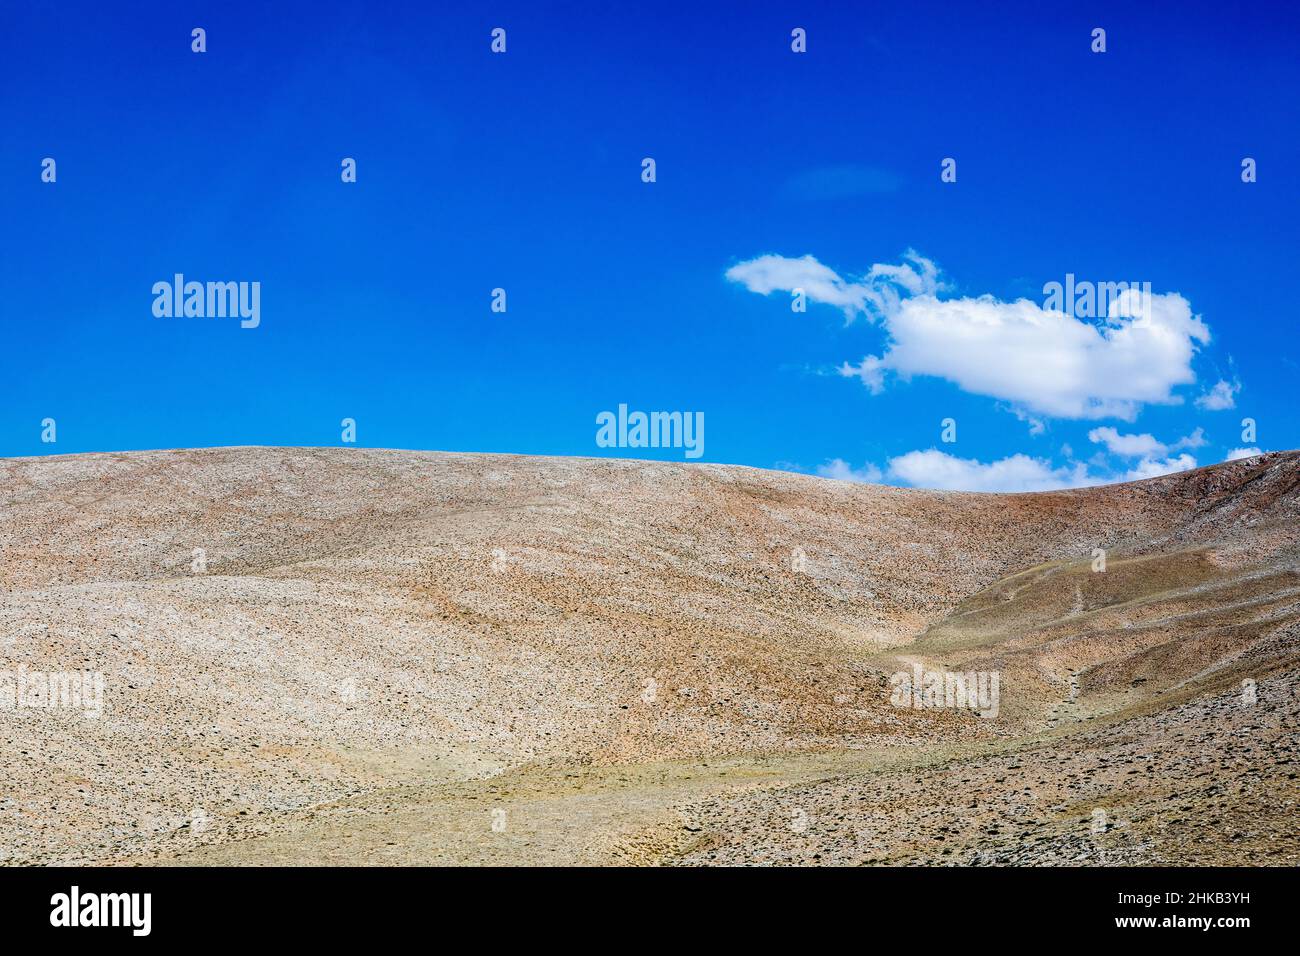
left=886, top=449, right=1096, bottom=493
left=816, top=458, right=883, bottom=484
left=726, top=251, right=1211, bottom=421
left=837, top=355, right=886, bottom=393
left=1088, top=426, right=1167, bottom=458
left=1122, top=453, right=1198, bottom=481
left=1009, top=406, right=1046, bottom=436
left=814, top=444, right=1212, bottom=493
left=782, top=165, right=901, bottom=201
left=1195, top=378, right=1239, bottom=410
left=1088, top=426, right=1206, bottom=459
left=1225, top=446, right=1263, bottom=461
left=726, top=251, right=938, bottom=322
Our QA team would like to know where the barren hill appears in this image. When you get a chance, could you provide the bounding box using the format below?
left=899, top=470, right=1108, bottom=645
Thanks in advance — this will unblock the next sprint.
left=1, top=447, right=1297, bottom=865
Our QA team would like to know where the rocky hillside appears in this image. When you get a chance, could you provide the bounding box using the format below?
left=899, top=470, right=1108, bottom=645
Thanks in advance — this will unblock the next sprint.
left=1, top=447, right=1296, bottom=864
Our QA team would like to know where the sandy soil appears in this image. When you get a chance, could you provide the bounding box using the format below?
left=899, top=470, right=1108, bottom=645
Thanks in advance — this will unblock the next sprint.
left=1, top=446, right=1296, bottom=865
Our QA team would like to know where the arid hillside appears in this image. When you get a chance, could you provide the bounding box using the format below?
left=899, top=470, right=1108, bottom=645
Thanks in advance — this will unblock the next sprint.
left=1, top=447, right=1297, bottom=865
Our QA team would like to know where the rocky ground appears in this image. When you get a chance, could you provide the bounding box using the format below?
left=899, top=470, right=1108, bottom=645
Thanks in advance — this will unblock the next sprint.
left=0, top=446, right=1296, bottom=865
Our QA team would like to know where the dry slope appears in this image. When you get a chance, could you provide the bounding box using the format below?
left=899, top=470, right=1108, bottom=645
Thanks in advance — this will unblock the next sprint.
left=1, top=447, right=1296, bottom=864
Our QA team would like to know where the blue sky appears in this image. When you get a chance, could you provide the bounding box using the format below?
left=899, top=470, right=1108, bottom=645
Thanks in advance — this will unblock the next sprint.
left=3, top=1, right=1297, bottom=490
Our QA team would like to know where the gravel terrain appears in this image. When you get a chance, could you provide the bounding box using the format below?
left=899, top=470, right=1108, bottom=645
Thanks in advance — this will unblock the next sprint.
left=1, top=446, right=1296, bottom=865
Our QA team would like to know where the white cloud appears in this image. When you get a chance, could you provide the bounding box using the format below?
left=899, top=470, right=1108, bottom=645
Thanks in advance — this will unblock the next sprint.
left=884, top=449, right=1096, bottom=493
left=1225, top=446, right=1263, bottom=461
left=838, top=354, right=886, bottom=393
left=1012, top=408, right=1047, bottom=436
left=814, top=445, right=1207, bottom=493
left=729, top=252, right=1213, bottom=421
left=1088, top=426, right=1167, bottom=458
left=726, top=251, right=939, bottom=321
left=1121, top=453, right=1198, bottom=481
left=1087, top=425, right=1206, bottom=458
left=845, top=290, right=1207, bottom=421
left=1195, top=378, right=1239, bottom=410
left=815, top=458, right=883, bottom=483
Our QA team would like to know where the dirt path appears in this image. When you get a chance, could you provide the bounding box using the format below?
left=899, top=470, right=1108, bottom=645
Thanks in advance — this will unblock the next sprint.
left=133, top=745, right=974, bottom=866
